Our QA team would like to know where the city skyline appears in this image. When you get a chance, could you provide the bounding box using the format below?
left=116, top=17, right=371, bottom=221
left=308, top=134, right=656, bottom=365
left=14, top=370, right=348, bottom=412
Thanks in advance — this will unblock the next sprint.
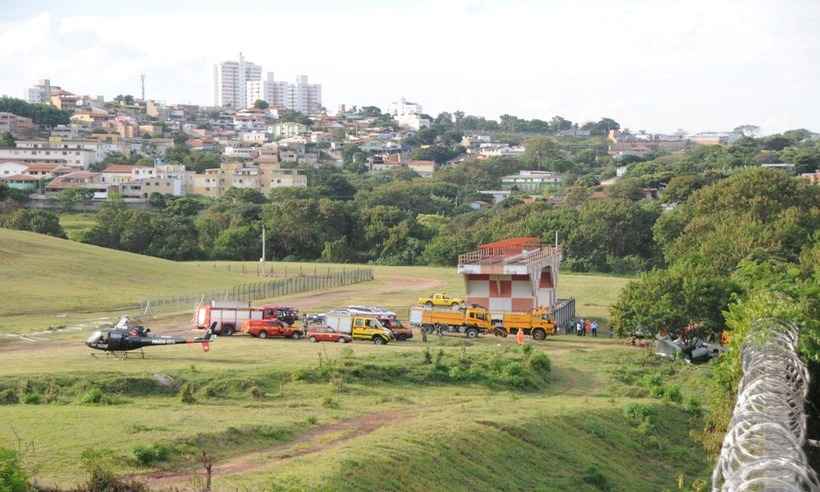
left=2, top=0, right=820, bottom=134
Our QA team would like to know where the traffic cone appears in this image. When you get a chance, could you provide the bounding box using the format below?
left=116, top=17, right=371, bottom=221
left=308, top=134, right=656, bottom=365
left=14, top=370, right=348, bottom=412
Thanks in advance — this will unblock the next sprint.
left=516, top=328, right=525, bottom=345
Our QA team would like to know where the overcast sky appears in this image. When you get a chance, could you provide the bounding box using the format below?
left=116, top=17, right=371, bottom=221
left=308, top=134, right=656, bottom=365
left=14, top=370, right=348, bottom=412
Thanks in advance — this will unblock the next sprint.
left=1, top=0, right=819, bottom=134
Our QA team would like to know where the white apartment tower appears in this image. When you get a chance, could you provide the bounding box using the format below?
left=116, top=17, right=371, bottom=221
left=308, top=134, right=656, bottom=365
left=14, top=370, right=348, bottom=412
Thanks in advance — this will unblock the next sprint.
left=213, top=53, right=262, bottom=109
left=263, top=73, right=322, bottom=114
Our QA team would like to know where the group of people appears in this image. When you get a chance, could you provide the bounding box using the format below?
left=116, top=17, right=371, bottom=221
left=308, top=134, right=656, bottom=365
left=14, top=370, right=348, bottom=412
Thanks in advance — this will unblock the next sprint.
left=570, top=318, right=598, bottom=337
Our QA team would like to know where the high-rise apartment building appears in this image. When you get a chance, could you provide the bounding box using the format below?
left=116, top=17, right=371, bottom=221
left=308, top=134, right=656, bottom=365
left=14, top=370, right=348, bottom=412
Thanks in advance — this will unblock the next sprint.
left=213, top=53, right=262, bottom=109
left=263, top=73, right=322, bottom=114
left=246, top=80, right=263, bottom=108
left=27, top=79, right=54, bottom=104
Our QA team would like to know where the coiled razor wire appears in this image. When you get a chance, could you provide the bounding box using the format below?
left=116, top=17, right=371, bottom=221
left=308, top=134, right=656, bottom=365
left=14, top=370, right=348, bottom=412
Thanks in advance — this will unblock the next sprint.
left=712, top=319, right=820, bottom=492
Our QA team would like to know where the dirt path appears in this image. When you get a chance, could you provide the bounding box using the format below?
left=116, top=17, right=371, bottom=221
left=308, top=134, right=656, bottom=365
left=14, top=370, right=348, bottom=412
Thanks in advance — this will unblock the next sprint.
left=141, top=410, right=406, bottom=490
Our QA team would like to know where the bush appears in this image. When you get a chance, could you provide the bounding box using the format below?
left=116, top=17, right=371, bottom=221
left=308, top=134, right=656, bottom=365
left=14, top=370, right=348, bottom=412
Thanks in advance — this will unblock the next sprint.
left=665, top=384, right=682, bottom=403
left=322, top=397, right=339, bottom=409
left=80, top=387, right=116, bottom=405
left=0, top=389, right=18, bottom=405
left=180, top=383, right=196, bottom=404
left=21, top=393, right=41, bottom=405
left=528, top=352, right=551, bottom=376
left=0, top=448, right=29, bottom=492
left=623, top=403, right=656, bottom=423
left=132, top=444, right=172, bottom=467
left=581, top=464, right=612, bottom=491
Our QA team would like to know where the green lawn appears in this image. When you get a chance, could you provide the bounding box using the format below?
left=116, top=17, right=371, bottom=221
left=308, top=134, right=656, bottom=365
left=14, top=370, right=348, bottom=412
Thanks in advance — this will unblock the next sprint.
left=0, top=234, right=713, bottom=490
left=0, top=336, right=712, bottom=491
left=59, top=212, right=97, bottom=241
left=0, top=229, right=257, bottom=334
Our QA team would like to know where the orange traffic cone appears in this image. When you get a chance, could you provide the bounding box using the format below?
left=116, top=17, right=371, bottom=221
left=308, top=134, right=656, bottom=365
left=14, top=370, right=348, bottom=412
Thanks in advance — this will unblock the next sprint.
left=516, top=328, right=525, bottom=345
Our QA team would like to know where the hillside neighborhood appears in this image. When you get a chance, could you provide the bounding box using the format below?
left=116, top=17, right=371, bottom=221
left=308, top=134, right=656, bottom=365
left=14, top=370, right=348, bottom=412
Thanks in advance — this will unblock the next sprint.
left=3, top=56, right=817, bottom=209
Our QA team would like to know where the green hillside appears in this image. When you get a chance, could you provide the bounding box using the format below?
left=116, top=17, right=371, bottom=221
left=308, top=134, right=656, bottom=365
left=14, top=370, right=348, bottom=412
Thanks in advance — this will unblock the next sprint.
left=0, top=228, right=253, bottom=333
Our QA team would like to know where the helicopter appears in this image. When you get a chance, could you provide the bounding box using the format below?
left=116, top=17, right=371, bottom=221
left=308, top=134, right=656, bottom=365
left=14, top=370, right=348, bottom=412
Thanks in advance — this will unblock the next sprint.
left=86, top=321, right=216, bottom=359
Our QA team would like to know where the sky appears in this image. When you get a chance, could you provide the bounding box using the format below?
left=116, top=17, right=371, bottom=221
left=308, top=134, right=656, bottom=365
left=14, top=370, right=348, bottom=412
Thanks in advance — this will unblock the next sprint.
left=1, top=0, right=819, bottom=134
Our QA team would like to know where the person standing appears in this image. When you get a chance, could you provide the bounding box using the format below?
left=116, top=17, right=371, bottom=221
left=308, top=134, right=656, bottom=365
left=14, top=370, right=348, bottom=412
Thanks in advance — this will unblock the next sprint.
left=591, top=321, right=598, bottom=337
left=584, top=319, right=591, bottom=337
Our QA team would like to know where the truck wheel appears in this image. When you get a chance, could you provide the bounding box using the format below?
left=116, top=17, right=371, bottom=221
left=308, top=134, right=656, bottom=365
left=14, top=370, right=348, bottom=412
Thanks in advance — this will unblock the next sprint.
left=425, top=301, right=433, bottom=307
left=258, top=331, right=268, bottom=339
left=532, top=329, right=546, bottom=341
left=494, top=327, right=507, bottom=337
left=337, top=337, right=347, bottom=343
left=221, top=325, right=234, bottom=336
left=309, top=336, right=317, bottom=343
left=466, top=328, right=479, bottom=338
left=292, top=331, right=303, bottom=340
left=373, top=336, right=386, bottom=345
left=451, top=302, right=460, bottom=310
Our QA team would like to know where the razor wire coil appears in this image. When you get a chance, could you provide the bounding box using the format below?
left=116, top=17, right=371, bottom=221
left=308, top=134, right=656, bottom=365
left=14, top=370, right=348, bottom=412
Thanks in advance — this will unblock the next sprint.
left=712, top=319, right=820, bottom=492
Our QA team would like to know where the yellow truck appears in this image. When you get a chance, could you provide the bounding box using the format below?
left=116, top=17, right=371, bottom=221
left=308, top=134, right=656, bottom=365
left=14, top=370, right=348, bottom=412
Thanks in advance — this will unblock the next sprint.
left=492, top=308, right=556, bottom=341
left=410, top=305, right=555, bottom=340
left=409, top=305, right=491, bottom=338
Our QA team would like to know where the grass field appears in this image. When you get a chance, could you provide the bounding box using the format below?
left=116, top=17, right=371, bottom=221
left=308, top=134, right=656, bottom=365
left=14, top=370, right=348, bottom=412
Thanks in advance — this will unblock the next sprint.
left=0, top=231, right=714, bottom=490
left=0, top=229, right=259, bottom=334
left=58, top=212, right=97, bottom=241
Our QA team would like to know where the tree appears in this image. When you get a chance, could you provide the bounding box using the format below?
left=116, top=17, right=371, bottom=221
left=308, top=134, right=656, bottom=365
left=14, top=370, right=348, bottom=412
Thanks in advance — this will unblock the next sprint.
left=733, top=125, right=760, bottom=138
left=0, top=132, right=15, bottom=147
left=523, top=137, right=565, bottom=170
left=0, top=209, right=66, bottom=238
left=148, top=192, right=167, bottom=209
left=57, top=188, right=93, bottom=212
left=253, top=99, right=270, bottom=110
left=0, top=96, right=71, bottom=127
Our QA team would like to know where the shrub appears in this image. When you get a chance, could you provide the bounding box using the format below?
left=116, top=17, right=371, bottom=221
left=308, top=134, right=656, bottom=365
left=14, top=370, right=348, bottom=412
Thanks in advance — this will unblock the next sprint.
left=180, top=383, right=196, bottom=404
left=305, top=416, right=318, bottom=425
left=80, top=387, right=111, bottom=405
left=21, top=393, right=41, bottom=405
left=0, top=389, right=18, bottom=405
left=322, top=397, right=339, bottom=409
left=623, top=403, right=656, bottom=423
left=528, top=352, right=551, bottom=376
left=649, top=385, right=666, bottom=399
left=685, top=396, right=703, bottom=416
left=0, top=448, right=29, bottom=492
left=581, top=464, right=612, bottom=491
left=665, top=384, right=683, bottom=403
left=132, top=444, right=172, bottom=466
left=423, top=347, right=433, bottom=364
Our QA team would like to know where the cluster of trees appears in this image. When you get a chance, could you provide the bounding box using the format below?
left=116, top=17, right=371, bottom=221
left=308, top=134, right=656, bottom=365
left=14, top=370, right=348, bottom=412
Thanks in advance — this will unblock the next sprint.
left=611, top=168, right=819, bottom=339
left=164, top=134, right=220, bottom=173
left=0, top=96, right=71, bottom=127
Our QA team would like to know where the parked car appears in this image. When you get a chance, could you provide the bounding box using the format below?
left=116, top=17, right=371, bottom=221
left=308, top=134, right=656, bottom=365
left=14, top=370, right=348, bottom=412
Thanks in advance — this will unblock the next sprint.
left=416, top=293, right=464, bottom=308
left=307, top=327, right=352, bottom=343
left=242, top=319, right=304, bottom=339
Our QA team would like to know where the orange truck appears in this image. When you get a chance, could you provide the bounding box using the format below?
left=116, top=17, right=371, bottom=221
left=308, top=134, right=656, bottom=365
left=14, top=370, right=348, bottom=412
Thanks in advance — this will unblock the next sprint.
left=409, top=305, right=492, bottom=338
left=492, top=308, right=555, bottom=341
left=409, top=305, right=555, bottom=340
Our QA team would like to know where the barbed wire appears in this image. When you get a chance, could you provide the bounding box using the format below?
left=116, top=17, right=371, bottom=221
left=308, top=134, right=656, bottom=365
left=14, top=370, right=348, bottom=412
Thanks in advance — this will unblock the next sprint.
left=712, top=319, right=820, bottom=492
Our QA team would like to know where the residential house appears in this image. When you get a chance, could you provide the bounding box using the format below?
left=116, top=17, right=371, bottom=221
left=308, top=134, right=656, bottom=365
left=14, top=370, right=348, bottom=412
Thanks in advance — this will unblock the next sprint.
left=0, top=140, right=98, bottom=168
left=0, top=174, right=39, bottom=191
left=270, top=122, right=307, bottom=139
left=45, top=171, right=107, bottom=199
left=501, top=170, right=561, bottom=192
left=689, top=131, right=741, bottom=146
left=0, top=113, right=34, bottom=138
left=407, top=160, right=436, bottom=177
left=0, top=162, right=29, bottom=177
left=800, top=171, right=820, bottom=185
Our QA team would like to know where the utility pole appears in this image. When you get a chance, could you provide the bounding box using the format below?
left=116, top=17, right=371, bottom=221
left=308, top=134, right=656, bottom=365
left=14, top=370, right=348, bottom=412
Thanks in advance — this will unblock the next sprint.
left=140, top=74, right=145, bottom=101
left=260, top=225, right=266, bottom=262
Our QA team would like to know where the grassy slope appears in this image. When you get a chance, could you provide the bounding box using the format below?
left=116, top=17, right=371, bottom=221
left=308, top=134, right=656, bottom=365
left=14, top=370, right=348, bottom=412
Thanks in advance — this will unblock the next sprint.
left=0, top=229, right=256, bottom=333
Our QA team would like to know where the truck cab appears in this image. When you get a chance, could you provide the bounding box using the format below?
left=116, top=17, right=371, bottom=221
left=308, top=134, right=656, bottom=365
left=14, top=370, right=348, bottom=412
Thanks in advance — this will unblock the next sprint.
left=261, top=305, right=299, bottom=326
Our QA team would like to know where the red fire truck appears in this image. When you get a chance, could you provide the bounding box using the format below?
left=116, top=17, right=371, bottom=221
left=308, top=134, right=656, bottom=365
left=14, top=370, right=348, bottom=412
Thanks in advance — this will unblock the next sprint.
left=193, top=301, right=299, bottom=336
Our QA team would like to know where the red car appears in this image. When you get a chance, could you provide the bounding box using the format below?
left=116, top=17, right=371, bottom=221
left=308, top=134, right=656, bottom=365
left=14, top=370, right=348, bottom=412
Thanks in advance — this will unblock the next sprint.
left=307, top=327, right=352, bottom=343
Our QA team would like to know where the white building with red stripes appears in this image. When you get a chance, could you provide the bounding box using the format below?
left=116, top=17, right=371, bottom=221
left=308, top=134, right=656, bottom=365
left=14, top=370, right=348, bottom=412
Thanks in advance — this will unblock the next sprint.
left=457, top=237, right=561, bottom=312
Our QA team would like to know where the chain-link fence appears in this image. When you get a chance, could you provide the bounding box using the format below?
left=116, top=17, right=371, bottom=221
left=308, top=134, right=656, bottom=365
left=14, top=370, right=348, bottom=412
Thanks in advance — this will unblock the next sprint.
left=135, top=268, right=374, bottom=319
left=711, top=319, right=820, bottom=491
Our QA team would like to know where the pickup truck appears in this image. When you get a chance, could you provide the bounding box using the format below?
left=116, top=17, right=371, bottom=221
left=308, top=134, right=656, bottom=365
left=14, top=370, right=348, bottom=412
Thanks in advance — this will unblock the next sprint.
left=242, top=319, right=304, bottom=339
left=416, top=293, right=464, bottom=308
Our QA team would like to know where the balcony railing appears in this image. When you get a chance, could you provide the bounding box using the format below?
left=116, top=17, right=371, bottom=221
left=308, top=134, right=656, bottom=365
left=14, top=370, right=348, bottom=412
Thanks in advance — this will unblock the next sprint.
left=458, top=246, right=561, bottom=267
